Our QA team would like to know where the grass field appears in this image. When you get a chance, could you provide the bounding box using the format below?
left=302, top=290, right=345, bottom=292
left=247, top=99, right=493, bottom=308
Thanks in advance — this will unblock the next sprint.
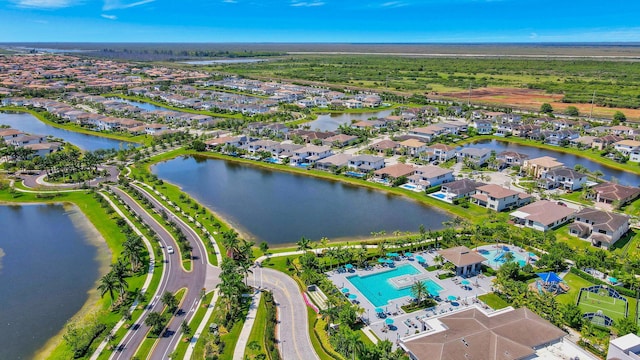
left=577, top=288, right=628, bottom=322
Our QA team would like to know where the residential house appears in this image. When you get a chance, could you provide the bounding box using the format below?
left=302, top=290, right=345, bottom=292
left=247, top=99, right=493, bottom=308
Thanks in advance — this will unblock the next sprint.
left=591, top=182, right=640, bottom=207
left=205, top=135, right=247, bottom=150
left=316, top=153, right=352, bottom=172
left=569, top=208, right=630, bottom=249
left=457, top=148, right=492, bottom=167
left=543, top=130, right=579, bottom=146
left=495, top=123, right=515, bottom=137
left=271, top=143, right=304, bottom=159
left=9, top=135, right=46, bottom=147
left=510, top=200, right=576, bottom=231
left=470, top=119, right=493, bottom=134
left=0, top=128, right=24, bottom=142
left=496, top=151, right=529, bottom=167
left=570, top=136, right=596, bottom=148
left=144, top=124, right=168, bottom=135
left=290, top=145, right=332, bottom=165
left=614, top=140, right=640, bottom=156
left=631, top=149, right=640, bottom=163
left=369, top=139, right=399, bottom=154
left=409, top=125, right=445, bottom=142
left=322, top=134, right=358, bottom=148
left=440, top=179, right=486, bottom=202
left=373, top=163, right=415, bottom=182
left=24, top=142, right=60, bottom=157
left=407, top=165, right=454, bottom=190
left=592, top=135, right=623, bottom=150
left=610, top=125, right=635, bottom=137
left=471, top=184, right=531, bottom=211
left=512, top=124, right=541, bottom=139
left=347, top=155, right=385, bottom=173
left=539, top=167, right=588, bottom=191
left=522, top=156, right=564, bottom=178
left=399, top=139, right=427, bottom=157
left=246, top=139, right=280, bottom=155
left=426, top=143, right=457, bottom=162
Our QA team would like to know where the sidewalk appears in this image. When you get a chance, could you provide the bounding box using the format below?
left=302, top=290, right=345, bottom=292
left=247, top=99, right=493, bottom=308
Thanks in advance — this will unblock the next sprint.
left=232, top=291, right=263, bottom=360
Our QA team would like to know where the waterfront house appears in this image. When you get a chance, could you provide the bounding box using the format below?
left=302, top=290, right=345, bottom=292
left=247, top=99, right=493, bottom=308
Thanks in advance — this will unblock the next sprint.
left=9, top=134, right=46, bottom=147
left=569, top=208, right=630, bottom=249
left=347, top=155, right=385, bottom=172
left=470, top=119, right=493, bottom=134
left=24, top=142, right=60, bottom=157
left=407, top=165, right=454, bottom=189
left=570, top=136, right=596, bottom=148
left=495, top=123, right=515, bottom=137
left=205, top=135, right=247, bottom=150
left=543, top=130, right=579, bottom=146
left=522, top=156, right=564, bottom=178
left=0, top=128, right=24, bottom=142
left=471, top=184, right=531, bottom=211
left=496, top=151, right=529, bottom=168
left=144, top=123, right=168, bottom=135
left=592, top=135, right=623, bottom=151
left=510, top=200, right=576, bottom=231
left=246, top=139, right=280, bottom=155
left=316, top=153, right=353, bottom=172
left=631, top=149, right=640, bottom=163
left=290, top=145, right=332, bottom=165
left=440, top=179, right=486, bottom=201
left=457, top=148, right=492, bottom=167
left=613, top=140, right=640, bottom=156
left=539, top=167, right=588, bottom=191
left=271, top=143, right=304, bottom=159
left=591, top=182, right=640, bottom=206
left=373, top=163, right=415, bottom=182
left=436, top=246, right=486, bottom=276
left=512, top=124, right=541, bottom=139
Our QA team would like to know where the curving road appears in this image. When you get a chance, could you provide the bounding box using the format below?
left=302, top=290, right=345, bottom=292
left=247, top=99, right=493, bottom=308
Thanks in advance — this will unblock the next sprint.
left=109, top=185, right=218, bottom=360
left=253, top=267, right=320, bottom=360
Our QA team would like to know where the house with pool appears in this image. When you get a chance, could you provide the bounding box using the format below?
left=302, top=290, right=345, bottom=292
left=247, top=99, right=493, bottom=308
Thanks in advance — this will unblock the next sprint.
left=470, top=184, right=531, bottom=212
left=510, top=200, right=576, bottom=231
left=437, top=246, right=485, bottom=276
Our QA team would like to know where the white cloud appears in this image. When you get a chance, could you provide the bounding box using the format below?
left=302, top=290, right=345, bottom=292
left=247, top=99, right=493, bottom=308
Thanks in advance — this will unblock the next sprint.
left=529, top=32, right=538, bottom=39
left=222, top=0, right=237, bottom=3
left=101, top=14, right=117, bottom=20
left=290, top=1, right=325, bottom=7
left=11, top=0, right=78, bottom=9
left=103, top=0, right=155, bottom=11
left=381, top=1, right=408, bottom=7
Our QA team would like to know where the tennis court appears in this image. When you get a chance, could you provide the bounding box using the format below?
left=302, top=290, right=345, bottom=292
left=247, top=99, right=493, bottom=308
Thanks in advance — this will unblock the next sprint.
left=577, top=286, right=628, bottom=322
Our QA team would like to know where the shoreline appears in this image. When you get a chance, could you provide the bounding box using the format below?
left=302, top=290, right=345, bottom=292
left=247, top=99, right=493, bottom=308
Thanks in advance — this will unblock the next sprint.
left=0, top=202, right=112, bottom=360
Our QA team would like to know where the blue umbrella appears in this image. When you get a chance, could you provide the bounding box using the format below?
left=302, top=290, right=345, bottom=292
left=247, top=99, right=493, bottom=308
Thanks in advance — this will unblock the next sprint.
left=405, top=252, right=413, bottom=257
left=386, top=259, right=394, bottom=264
left=375, top=307, right=384, bottom=313
left=378, top=258, right=387, bottom=263
left=461, top=280, right=470, bottom=285
left=385, top=318, right=394, bottom=325
left=349, top=294, right=357, bottom=300
left=416, top=256, right=426, bottom=263
left=447, top=295, right=457, bottom=301
left=341, top=288, right=349, bottom=293
left=345, top=264, right=353, bottom=270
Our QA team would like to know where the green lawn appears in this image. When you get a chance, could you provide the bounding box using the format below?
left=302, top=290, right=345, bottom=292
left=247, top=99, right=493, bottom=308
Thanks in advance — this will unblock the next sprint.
left=243, top=294, right=269, bottom=359
left=171, top=291, right=215, bottom=359
left=478, top=293, right=509, bottom=310
left=555, top=272, right=594, bottom=305
left=577, top=290, right=628, bottom=322
left=553, top=224, right=591, bottom=251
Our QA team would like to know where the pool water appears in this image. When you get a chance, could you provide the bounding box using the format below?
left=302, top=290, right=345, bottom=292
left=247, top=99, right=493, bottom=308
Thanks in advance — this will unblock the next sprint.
left=432, top=193, right=446, bottom=199
left=480, top=249, right=529, bottom=267
left=346, top=264, right=443, bottom=307
left=401, top=184, right=417, bottom=190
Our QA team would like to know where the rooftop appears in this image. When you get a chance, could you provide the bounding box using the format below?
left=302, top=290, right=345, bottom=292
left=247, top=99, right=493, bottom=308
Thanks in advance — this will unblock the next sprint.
left=437, top=246, right=486, bottom=267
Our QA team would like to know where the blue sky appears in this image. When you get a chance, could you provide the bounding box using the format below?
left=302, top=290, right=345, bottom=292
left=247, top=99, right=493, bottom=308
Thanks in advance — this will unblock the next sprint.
left=0, top=0, right=639, bottom=42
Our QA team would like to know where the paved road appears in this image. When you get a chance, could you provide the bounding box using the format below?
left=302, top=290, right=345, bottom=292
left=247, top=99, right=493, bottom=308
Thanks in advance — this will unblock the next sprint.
left=110, top=186, right=217, bottom=360
left=253, top=267, right=320, bottom=360
left=19, top=165, right=120, bottom=189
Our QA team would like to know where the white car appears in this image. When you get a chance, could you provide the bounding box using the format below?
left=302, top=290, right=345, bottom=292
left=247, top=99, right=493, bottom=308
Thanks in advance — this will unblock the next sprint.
left=167, top=246, right=174, bottom=254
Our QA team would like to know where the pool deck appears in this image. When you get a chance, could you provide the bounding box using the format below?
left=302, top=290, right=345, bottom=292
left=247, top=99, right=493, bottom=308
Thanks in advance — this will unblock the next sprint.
left=326, top=251, right=495, bottom=346
left=475, top=243, right=538, bottom=269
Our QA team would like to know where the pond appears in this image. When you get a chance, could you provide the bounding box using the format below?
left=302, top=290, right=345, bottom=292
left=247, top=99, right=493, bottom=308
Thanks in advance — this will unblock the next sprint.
left=0, top=112, right=136, bottom=151
left=0, top=204, right=104, bottom=360
left=181, top=59, right=268, bottom=65
left=306, top=109, right=394, bottom=132
left=152, top=156, right=451, bottom=245
left=462, top=139, right=640, bottom=186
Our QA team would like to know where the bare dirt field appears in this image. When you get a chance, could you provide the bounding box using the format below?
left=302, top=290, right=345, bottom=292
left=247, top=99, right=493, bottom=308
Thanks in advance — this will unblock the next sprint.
left=439, top=87, right=640, bottom=120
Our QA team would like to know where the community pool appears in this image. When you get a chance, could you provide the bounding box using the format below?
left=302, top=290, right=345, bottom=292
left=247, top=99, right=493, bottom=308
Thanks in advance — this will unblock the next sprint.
left=346, top=264, right=443, bottom=307
left=479, top=248, right=531, bottom=268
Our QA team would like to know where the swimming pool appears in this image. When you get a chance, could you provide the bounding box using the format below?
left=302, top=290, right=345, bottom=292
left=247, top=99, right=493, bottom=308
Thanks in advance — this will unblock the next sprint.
left=400, top=184, right=417, bottom=190
left=346, top=264, right=443, bottom=307
left=479, top=248, right=530, bottom=268
left=432, top=193, right=446, bottom=199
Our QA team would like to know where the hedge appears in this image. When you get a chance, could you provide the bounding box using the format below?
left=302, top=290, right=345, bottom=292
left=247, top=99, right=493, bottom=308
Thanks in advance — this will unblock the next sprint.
left=570, top=267, right=636, bottom=298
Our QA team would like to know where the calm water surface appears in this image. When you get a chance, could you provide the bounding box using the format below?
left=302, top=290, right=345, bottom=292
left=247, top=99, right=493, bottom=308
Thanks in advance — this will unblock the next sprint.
left=307, top=110, right=394, bottom=132
left=463, top=139, right=639, bottom=186
left=0, top=112, right=135, bottom=151
left=110, top=98, right=173, bottom=112
left=153, top=156, right=451, bottom=245
left=0, top=205, right=101, bottom=360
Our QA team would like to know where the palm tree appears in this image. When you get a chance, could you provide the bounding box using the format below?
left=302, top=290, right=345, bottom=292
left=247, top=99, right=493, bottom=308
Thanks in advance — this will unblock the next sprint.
left=503, top=251, right=515, bottom=263
left=122, top=236, right=143, bottom=273
left=433, top=254, right=444, bottom=268
left=98, top=272, right=118, bottom=304
left=221, top=229, right=240, bottom=258
left=410, top=281, right=428, bottom=305
left=296, top=236, right=312, bottom=252
left=592, top=170, right=604, bottom=183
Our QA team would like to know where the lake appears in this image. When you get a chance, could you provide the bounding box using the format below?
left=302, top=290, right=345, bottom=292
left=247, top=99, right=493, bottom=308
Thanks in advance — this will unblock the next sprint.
left=0, top=112, right=136, bottom=152
left=462, top=139, right=640, bottom=186
left=153, top=156, right=451, bottom=245
left=109, top=98, right=173, bottom=112
left=0, top=204, right=104, bottom=360
left=306, top=109, right=394, bottom=132
left=181, top=59, right=267, bottom=65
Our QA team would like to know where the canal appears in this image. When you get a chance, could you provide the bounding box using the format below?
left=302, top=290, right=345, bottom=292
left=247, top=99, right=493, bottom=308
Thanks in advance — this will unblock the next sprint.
left=0, top=112, right=136, bottom=151
left=463, top=139, right=640, bottom=186
left=0, top=204, right=103, bottom=360
left=109, top=98, right=173, bottom=112
left=153, top=156, right=451, bottom=245
left=306, top=109, right=394, bottom=132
